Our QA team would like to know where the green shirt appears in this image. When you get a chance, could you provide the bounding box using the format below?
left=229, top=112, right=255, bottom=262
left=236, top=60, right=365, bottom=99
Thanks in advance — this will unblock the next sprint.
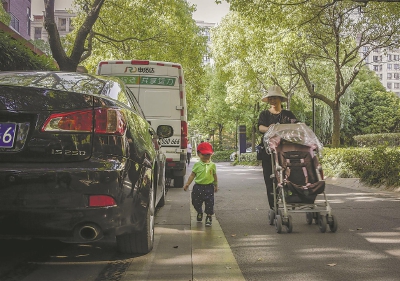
left=192, top=161, right=216, bottom=185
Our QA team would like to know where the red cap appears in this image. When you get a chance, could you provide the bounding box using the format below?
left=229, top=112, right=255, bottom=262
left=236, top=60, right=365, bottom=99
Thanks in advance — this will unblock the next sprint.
left=197, top=142, right=214, bottom=154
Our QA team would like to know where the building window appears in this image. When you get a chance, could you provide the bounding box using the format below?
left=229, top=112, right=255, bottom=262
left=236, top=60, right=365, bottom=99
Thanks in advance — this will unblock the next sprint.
left=373, top=56, right=379, bottom=62
left=27, top=8, right=31, bottom=36
left=395, top=55, right=399, bottom=61
left=387, top=82, right=392, bottom=89
left=388, top=73, right=392, bottom=79
left=34, top=27, right=42, bottom=40
left=374, top=65, right=379, bottom=71
left=395, top=64, right=399, bottom=70
left=388, top=64, right=392, bottom=70
left=58, top=18, right=67, bottom=31
left=395, top=73, right=400, bottom=79
left=379, top=65, right=383, bottom=71
left=395, top=83, right=400, bottom=89
left=10, top=13, right=19, bottom=32
left=388, top=54, right=392, bottom=61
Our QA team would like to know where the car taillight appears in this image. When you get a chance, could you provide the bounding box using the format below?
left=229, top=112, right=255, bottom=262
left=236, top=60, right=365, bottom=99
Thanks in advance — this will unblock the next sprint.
left=41, top=110, right=93, bottom=132
left=42, top=108, right=126, bottom=135
left=94, top=108, right=126, bottom=135
left=181, top=121, right=188, bottom=149
left=88, top=195, right=116, bottom=207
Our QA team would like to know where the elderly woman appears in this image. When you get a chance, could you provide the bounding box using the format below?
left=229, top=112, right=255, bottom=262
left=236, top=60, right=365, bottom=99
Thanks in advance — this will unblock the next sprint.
left=258, top=85, right=297, bottom=210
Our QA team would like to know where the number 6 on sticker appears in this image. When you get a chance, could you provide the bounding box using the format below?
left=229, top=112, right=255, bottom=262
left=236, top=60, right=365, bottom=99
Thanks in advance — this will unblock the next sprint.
left=0, top=123, right=16, bottom=148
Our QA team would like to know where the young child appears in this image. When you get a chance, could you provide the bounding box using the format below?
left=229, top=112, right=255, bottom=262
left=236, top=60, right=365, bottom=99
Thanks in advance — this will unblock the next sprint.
left=183, top=142, right=218, bottom=226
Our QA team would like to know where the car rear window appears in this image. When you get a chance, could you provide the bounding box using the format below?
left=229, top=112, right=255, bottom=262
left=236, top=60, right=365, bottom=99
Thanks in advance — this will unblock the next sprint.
left=0, top=86, right=93, bottom=111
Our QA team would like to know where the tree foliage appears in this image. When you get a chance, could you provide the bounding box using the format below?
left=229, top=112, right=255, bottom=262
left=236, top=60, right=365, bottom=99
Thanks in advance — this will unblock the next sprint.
left=0, top=4, right=10, bottom=24
left=346, top=68, right=400, bottom=138
left=213, top=1, right=400, bottom=147
left=42, top=0, right=207, bottom=112
left=69, top=0, right=207, bottom=107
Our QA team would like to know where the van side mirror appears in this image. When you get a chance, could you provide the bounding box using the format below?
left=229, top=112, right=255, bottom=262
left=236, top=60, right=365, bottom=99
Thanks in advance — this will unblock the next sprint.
left=156, top=125, right=173, bottom=138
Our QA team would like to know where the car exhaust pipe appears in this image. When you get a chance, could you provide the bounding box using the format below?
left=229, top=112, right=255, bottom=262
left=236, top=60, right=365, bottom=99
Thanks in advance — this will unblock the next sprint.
left=78, top=224, right=101, bottom=241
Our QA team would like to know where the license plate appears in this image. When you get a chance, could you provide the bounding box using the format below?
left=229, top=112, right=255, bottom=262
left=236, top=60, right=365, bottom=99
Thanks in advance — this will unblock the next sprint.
left=160, top=137, right=180, bottom=146
left=0, top=123, right=17, bottom=148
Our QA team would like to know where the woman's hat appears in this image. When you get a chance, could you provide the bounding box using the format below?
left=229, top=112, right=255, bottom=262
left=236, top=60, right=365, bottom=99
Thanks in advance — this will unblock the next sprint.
left=197, top=142, right=214, bottom=154
left=261, top=85, right=288, bottom=102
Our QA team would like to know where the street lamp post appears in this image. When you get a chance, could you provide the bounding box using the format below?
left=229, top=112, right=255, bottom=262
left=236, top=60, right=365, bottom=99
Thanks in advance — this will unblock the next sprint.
left=311, top=84, right=316, bottom=132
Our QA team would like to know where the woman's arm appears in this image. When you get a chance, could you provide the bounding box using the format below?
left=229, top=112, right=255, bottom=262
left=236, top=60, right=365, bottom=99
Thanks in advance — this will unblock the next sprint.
left=259, top=124, right=269, bottom=133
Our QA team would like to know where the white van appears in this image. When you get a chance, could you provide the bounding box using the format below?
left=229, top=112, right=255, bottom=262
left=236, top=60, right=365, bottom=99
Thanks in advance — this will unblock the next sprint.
left=96, top=60, right=188, bottom=187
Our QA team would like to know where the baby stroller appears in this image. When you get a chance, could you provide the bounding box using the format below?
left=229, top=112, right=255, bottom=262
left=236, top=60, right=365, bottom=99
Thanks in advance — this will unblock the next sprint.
left=263, top=123, right=338, bottom=233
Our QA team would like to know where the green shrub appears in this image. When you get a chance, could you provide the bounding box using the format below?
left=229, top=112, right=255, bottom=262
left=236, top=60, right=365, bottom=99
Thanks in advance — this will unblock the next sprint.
left=212, top=150, right=235, bottom=162
left=321, top=148, right=359, bottom=178
left=321, top=146, right=400, bottom=187
left=233, top=152, right=260, bottom=166
left=354, top=133, right=400, bottom=147
left=0, top=31, right=57, bottom=71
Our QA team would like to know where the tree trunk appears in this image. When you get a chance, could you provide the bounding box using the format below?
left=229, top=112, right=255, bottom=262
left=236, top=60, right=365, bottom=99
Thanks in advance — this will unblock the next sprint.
left=332, top=107, right=341, bottom=147
left=251, top=123, right=257, bottom=151
left=44, top=0, right=105, bottom=71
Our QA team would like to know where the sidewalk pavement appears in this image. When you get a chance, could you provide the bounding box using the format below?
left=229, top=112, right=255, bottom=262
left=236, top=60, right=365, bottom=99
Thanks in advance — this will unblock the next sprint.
left=325, top=177, right=400, bottom=195
left=123, top=186, right=245, bottom=281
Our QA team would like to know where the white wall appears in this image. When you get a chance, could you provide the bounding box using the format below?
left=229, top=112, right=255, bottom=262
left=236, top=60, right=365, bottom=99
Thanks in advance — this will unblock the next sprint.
left=31, top=0, right=74, bottom=15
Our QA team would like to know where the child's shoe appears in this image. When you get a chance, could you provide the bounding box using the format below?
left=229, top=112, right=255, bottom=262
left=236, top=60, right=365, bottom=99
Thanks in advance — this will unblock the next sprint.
left=197, top=213, right=203, bottom=222
left=205, top=216, right=212, bottom=226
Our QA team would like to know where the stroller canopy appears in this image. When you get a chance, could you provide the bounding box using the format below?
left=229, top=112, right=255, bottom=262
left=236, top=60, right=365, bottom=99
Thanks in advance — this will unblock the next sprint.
left=263, top=123, right=323, bottom=152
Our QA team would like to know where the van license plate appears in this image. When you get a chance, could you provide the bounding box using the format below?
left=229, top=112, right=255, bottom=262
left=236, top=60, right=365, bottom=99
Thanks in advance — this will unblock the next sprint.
left=0, top=123, right=17, bottom=148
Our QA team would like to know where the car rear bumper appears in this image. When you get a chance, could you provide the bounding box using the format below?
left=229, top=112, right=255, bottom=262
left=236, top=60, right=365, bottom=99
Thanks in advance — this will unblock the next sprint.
left=0, top=160, right=147, bottom=242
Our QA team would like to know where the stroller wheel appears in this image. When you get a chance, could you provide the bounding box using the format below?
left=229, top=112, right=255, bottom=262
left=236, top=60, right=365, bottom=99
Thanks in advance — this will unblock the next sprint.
left=328, top=214, right=338, bottom=233
left=286, top=215, right=293, bottom=233
left=318, top=215, right=327, bottom=233
left=275, top=215, right=282, bottom=233
left=306, top=212, right=313, bottom=225
left=268, top=209, right=275, bottom=225
left=313, top=212, right=320, bottom=225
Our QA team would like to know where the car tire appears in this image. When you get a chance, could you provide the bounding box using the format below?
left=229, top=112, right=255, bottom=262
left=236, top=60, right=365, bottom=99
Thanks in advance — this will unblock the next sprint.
left=157, top=175, right=166, bottom=208
left=156, top=165, right=166, bottom=207
left=173, top=176, right=184, bottom=188
left=116, top=187, right=155, bottom=254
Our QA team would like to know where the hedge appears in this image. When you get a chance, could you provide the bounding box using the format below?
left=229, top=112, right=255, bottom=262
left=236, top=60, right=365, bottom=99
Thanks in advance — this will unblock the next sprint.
left=321, top=146, right=400, bottom=187
left=228, top=146, right=400, bottom=187
left=0, top=31, right=57, bottom=71
left=353, top=133, right=400, bottom=147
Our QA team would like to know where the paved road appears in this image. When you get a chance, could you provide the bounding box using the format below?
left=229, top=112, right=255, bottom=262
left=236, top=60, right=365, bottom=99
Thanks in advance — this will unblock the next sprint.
left=214, top=162, right=400, bottom=281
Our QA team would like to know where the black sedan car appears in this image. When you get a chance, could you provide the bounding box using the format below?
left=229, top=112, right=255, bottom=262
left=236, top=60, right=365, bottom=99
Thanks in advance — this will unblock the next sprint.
left=0, top=71, right=173, bottom=254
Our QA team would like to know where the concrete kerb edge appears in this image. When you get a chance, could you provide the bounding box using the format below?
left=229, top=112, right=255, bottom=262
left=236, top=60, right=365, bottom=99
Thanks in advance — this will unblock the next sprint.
left=189, top=197, right=246, bottom=281
left=325, top=177, right=400, bottom=196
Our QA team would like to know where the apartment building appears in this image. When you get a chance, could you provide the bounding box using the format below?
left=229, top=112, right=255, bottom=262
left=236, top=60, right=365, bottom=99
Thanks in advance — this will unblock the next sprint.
left=31, top=9, right=75, bottom=41
left=361, top=47, right=400, bottom=98
left=196, top=20, right=215, bottom=65
left=2, top=0, right=31, bottom=40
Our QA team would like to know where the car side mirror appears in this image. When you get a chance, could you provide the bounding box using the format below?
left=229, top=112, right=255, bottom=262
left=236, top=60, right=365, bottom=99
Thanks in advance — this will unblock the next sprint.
left=156, top=125, right=173, bottom=138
